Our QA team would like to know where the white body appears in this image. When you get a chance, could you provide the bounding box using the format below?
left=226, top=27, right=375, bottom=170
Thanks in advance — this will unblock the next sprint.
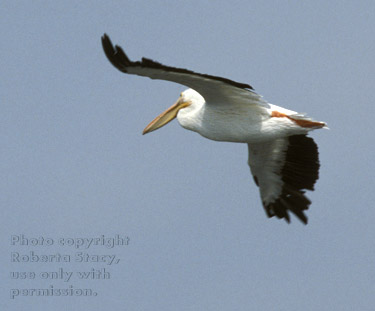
left=177, top=89, right=309, bottom=143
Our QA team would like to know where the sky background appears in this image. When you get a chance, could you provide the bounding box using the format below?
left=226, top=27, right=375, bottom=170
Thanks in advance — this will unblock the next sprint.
left=1, top=1, right=375, bottom=310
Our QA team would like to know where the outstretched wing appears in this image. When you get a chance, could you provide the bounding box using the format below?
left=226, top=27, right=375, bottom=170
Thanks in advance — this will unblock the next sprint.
left=247, top=135, right=320, bottom=224
left=101, top=34, right=269, bottom=108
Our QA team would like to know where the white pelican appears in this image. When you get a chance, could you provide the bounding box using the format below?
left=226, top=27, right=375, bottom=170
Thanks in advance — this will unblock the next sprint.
left=102, top=34, right=326, bottom=224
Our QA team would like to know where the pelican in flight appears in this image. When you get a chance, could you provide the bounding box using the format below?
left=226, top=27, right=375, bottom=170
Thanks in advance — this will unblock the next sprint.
left=101, top=34, right=326, bottom=224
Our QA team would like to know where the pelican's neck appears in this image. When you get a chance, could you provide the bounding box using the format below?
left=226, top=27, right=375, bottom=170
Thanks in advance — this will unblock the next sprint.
left=176, top=89, right=205, bottom=132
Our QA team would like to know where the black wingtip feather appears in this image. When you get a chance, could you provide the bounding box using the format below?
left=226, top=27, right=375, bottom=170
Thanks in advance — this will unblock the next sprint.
left=264, top=135, right=320, bottom=225
left=101, top=34, right=131, bottom=73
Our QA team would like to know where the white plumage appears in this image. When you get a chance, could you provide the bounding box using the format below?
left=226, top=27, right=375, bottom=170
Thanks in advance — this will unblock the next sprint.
left=176, top=89, right=317, bottom=143
left=102, top=34, right=326, bottom=224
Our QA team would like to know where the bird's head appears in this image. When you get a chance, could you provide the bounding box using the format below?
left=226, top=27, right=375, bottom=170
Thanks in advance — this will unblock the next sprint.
left=142, top=89, right=202, bottom=134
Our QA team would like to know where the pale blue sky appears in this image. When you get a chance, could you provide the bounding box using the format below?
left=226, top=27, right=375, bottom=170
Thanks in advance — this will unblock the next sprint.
left=2, top=1, right=375, bottom=310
